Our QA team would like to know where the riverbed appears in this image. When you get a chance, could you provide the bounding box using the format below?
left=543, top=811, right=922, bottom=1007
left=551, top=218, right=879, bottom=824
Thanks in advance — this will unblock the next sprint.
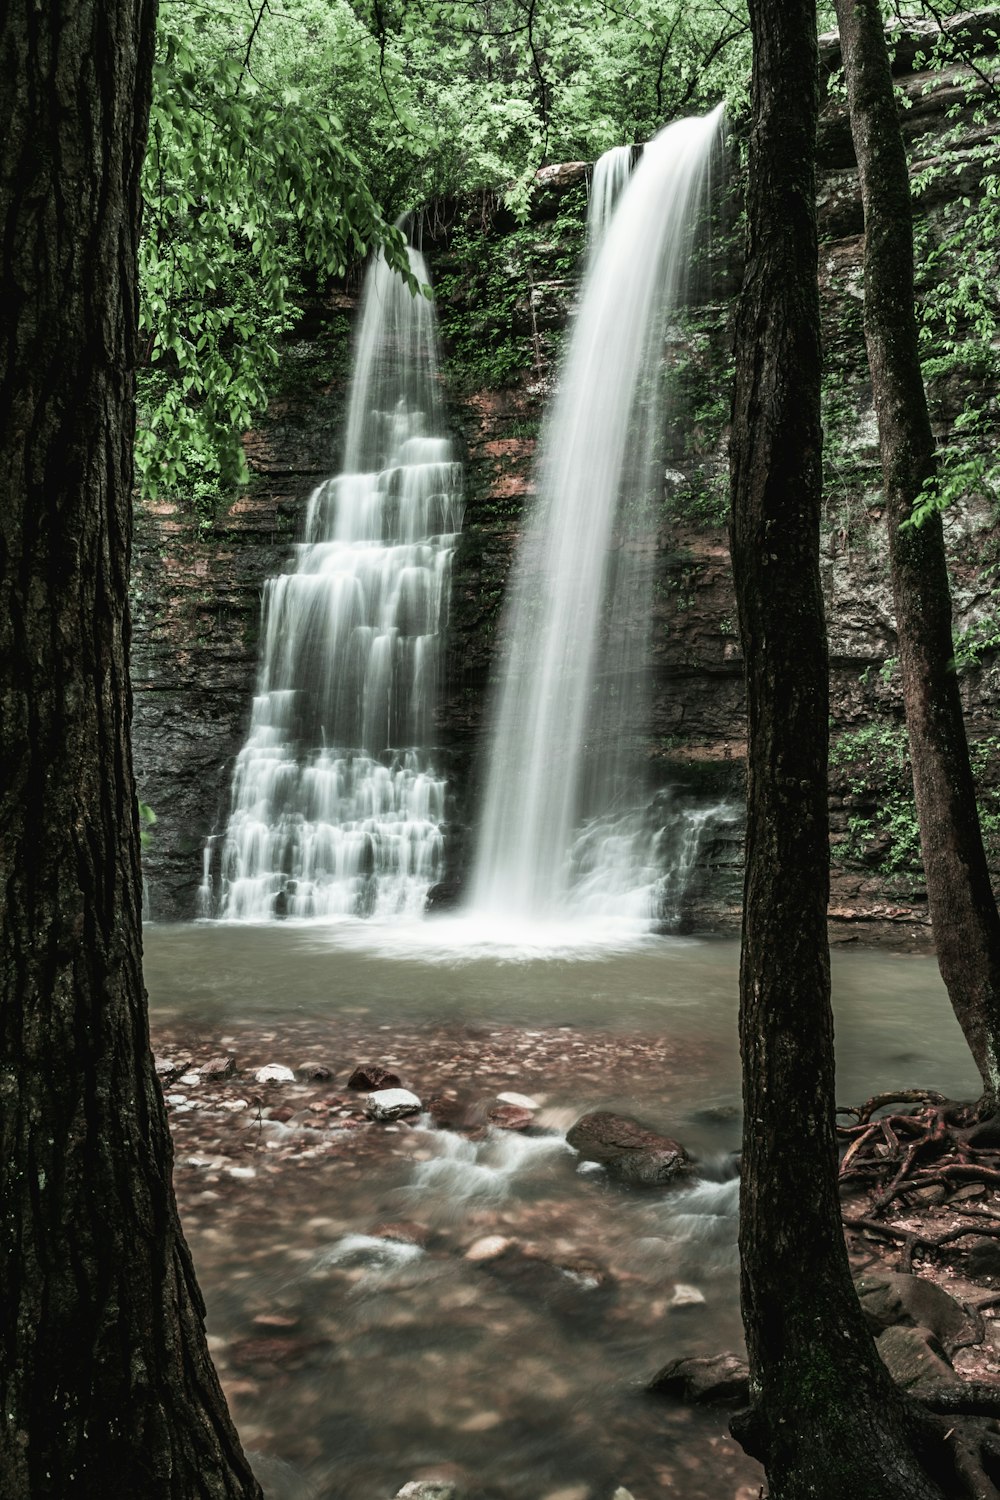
left=145, top=922, right=977, bottom=1500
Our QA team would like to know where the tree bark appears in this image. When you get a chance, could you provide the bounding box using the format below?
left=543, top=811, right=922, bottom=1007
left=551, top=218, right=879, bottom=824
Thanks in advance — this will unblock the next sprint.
left=834, top=0, right=1000, bottom=1110
left=0, top=4, right=262, bottom=1496
left=729, top=1, right=947, bottom=1494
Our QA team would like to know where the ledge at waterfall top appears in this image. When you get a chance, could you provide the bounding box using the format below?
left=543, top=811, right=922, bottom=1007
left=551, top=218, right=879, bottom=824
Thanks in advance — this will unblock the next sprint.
left=202, top=247, right=464, bottom=920
left=468, top=106, right=733, bottom=926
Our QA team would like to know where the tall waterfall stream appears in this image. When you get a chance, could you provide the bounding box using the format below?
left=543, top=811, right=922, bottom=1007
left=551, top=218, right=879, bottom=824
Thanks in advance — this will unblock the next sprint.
left=204, top=247, right=462, bottom=921
left=469, top=107, right=731, bottom=926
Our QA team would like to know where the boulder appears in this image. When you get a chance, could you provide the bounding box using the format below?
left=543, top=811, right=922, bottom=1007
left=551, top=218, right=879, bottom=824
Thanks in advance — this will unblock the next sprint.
left=647, top=1352, right=750, bottom=1406
left=855, top=1271, right=971, bottom=1350
left=876, top=1323, right=961, bottom=1396
left=348, top=1063, right=402, bottom=1091
left=365, top=1088, right=422, bottom=1121
left=566, top=1110, right=691, bottom=1187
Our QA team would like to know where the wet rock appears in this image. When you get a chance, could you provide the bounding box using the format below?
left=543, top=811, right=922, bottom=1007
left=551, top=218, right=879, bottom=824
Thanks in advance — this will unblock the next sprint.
left=365, top=1087, right=422, bottom=1121
left=394, top=1482, right=458, bottom=1500
left=669, top=1282, right=706, bottom=1308
left=647, top=1352, right=750, bottom=1406
left=348, top=1063, right=402, bottom=1091
left=200, top=1055, right=236, bottom=1080
left=373, top=1220, right=431, bottom=1247
left=425, top=1095, right=470, bottom=1129
left=425, top=880, right=463, bottom=912
left=855, top=1271, right=971, bottom=1350
left=489, top=1103, right=535, bottom=1131
left=296, top=1062, right=333, bottom=1082
left=876, top=1323, right=960, bottom=1395
left=480, top=1245, right=615, bottom=1319
left=267, top=1105, right=296, bottom=1123
left=566, top=1110, right=692, bottom=1188
left=229, top=1335, right=323, bottom=1372
left=465, top=1235, right=514, bottom=1262
left=254, top=1064, right=295, bottom=1085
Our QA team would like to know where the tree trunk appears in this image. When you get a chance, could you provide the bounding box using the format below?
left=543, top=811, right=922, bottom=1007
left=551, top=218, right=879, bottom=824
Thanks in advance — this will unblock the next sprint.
left=0, top=4, right=262, bottom=1496
left=729, top=1, right=947, bottom=1494
left=834, top=0, right=1000, bottom=1110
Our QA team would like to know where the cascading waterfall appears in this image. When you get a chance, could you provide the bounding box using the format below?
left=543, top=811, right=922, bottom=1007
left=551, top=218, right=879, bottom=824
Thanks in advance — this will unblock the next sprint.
left=204, top=246, right=463, bottom=920
left=470, top=107, right=727, bottom=924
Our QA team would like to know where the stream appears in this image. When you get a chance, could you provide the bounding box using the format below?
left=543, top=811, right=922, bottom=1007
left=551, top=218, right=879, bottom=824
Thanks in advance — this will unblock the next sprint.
left=145, top=923, right=978, bottom=1500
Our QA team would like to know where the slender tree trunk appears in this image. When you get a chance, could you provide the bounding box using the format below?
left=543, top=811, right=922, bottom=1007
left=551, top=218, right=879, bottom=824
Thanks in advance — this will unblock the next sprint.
left=0, top=4, right=261, bottom=1496
left=729, top=1, right=947, bottom=1494
left=835, top=0, right=1000, bottom=1109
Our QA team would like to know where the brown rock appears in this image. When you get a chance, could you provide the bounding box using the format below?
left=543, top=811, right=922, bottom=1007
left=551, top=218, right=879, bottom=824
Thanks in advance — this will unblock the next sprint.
left=372, top=1221, right=431, bottom=1247
left=488, top=1104, right=535, bottom=1131
left=566, top=1110, right=692, bottom=1187
left=200, top=1055, right=236, bottom=1080
left=297, top=1062, right=334, bottom=1082
left=348, top=1063, right=402, bottom=1091
left=425, top=1095, right=471, bottom=1129
left=647, top=1353, right=750, bottom=1406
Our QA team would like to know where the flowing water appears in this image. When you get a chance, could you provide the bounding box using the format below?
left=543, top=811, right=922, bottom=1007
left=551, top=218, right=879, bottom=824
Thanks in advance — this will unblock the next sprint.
left=586, top=144, right=635, bottom=259
left=203, top=248, right=463, bottom=921
left=470, top=108, right=727, bottom=924
left=146, top=923, right=977, bottom=1500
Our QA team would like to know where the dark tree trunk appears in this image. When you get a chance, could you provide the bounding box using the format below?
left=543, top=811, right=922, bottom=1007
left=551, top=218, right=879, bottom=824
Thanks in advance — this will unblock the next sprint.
left=729, top=1, right=946, bottom=1494
left=0, top=4, right=262, bottom=1496
left=835, top=0, right=1000, bottom=1110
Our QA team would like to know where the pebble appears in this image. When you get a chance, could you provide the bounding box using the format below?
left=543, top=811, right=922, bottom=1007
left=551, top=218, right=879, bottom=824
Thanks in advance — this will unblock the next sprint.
left=179, top=1071, right=202, bottom=1086
left=255, top=1064, right=296, bottom=1084
left=497, top=1090, right=541, bottom=1110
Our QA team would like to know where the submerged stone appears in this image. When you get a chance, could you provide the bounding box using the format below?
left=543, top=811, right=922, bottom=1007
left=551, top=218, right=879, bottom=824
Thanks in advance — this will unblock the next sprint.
left=349, top=1063, right=402, bottom=1091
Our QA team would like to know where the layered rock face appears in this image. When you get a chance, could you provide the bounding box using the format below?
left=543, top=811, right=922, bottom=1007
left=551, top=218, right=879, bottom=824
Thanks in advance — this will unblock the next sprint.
left=133, top=23, right=1000, bottom=927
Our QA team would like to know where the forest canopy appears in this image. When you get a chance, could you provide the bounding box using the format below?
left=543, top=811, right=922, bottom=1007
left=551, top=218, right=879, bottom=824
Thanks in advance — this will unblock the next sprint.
left=136, top=0, right=994, bottom=505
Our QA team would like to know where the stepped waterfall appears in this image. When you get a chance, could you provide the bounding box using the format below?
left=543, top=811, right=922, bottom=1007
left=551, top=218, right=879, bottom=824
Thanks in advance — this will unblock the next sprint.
left=204, top=247, right=463, bottom=920
left=469, top=106, right=727, bottom=925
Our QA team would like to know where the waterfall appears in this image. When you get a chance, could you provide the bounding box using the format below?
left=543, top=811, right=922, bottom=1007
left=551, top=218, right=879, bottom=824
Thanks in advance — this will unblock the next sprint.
left=469, top=108, right=727, bottom=924
left=204, top=247, right=463, bottom=920
left=586, top=144, right=635, bottom=259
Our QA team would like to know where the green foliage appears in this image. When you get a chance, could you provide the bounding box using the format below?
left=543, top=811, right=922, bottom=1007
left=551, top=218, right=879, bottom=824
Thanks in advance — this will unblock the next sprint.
left=830, top=723, right=922, bottom=876
left=137, top=0, right=412, bottom=501
left=830, top=721, right=1000, bottom=876
left=138, top=802, right=157, bottom=848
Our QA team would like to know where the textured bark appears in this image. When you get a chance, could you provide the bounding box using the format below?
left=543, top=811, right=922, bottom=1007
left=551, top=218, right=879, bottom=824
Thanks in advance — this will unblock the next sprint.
left=729, top=1, right=946, bottom=1494
left=0, top=4, right=261, bottom=1496
left=835, top=0, right=1000, bottom=1110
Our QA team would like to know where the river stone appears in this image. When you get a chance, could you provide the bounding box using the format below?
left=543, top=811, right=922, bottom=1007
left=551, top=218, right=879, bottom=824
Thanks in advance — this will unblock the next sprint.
left=365, top=1087, right=422, bottom=1121
left=647, top=1352, right=750, bottom=1405
left=497, top=1091, right=541, bottom=1110
left=566, top=1110, right=691, bottom=1187
left=200, top=1055, right=236, bottom=1080
left=876, top=1324, right=960, bottom=1394
left=855, top=1271, right=970, bottom=1349
left=348, top=1063, right=402, bottom=1090
left=254, top=1064, right=295, bottom=1085
left=489, top=1103, right=535, bottom=1131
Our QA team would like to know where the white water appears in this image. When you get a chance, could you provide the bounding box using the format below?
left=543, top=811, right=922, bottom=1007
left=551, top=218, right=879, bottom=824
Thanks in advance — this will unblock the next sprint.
left=586, top=143, right=634, bottom=259
left=470, top=108, right=727, bottom=924
left=204, top=248, right=463, bottom=920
